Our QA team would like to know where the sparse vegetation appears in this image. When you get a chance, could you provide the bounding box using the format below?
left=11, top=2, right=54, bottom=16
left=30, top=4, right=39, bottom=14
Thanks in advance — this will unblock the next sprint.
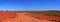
left=30, top=10, right=60, bottom=16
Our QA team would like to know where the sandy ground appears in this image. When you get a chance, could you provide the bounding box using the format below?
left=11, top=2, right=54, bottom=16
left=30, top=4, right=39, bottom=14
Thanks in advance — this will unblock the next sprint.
left=1, top=12, right=51, bottom=22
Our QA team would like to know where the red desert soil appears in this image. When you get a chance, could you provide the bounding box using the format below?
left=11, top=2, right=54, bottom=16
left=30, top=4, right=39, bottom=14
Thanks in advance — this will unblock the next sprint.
left=0, top=11, right=60, bottom=22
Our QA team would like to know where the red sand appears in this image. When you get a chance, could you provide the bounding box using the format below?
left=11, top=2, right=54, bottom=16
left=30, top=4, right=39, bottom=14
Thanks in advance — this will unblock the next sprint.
left=0, top=11, right=60, bottom=22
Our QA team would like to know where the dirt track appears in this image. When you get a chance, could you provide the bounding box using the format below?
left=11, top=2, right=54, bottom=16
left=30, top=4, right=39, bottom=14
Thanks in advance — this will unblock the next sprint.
left=13, top=12, right=51, bottom=22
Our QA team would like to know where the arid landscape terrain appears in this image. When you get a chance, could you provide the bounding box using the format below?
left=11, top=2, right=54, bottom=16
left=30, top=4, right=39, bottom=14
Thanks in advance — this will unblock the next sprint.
left=0, top=10, right=60, bottom=22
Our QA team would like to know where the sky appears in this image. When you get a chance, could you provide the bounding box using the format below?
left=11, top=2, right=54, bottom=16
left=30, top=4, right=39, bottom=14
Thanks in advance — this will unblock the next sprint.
left=0, top=0, right=60, bottom=11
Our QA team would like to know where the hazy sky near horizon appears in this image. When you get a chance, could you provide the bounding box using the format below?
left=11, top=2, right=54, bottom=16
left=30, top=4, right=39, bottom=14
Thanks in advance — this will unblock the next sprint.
left=0, top=0, right=60, bottom=11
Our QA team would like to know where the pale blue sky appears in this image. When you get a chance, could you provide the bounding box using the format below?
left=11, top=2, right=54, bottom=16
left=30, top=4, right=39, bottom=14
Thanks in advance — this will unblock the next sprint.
left=0, top=0, right=60, bottom=11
